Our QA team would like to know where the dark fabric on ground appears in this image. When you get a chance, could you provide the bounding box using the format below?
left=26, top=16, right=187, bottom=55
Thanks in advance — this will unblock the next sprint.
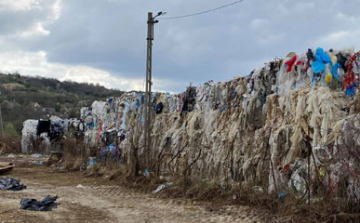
left=20, top=195, right=59, bottom=211
left=0, top=176, right=27, bottom=191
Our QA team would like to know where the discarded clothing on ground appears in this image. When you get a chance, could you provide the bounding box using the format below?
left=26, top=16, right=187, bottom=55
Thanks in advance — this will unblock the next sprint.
left=0, top=176, right=26, bottom=191
left=20, top=195, right=59, bottom=211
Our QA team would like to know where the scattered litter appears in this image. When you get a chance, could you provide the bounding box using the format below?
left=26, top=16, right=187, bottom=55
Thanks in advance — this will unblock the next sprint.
left=306, top=197, right=322, bottom=204
left=32, top=154, right=42, bottom=158
left=36, top=161, right=43, bottom=165
left=278, top=192, right=288, bottom=199
left=0, top=176, right=26, bottom=191
left=152, top=182, right=172, bottom=194
left=220, top=182, right=227, bottom=190
left=7, top=154, right=16, bottom=158
left=87, top=158, right=97, bottom=169
left=76, top=184, right=85, bottom=189
left=20, top=195, right=59, bottom=211
left=144, top=168, right=150, bottom=178
left=253, top=186, right=264, bottom=192
left=152, top=185, right=165, bottom=194
left=58, top=167, right=65, bottom=170
left=232, top=195, right=237, bottom=200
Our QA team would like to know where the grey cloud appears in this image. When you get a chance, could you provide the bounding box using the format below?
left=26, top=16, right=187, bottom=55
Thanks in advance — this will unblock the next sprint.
left=0, top=0, right=58, bottom=35
left=2, top=0, right=360, bottom=92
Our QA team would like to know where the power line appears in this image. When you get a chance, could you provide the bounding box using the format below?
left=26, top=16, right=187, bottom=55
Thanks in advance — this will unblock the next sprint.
left=160, top=0, right=245, bottom=20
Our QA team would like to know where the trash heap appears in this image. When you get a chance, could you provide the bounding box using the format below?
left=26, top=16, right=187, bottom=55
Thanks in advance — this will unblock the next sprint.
left=22, top=47, right=360, bottom=198
left=80, top=48, right=360, bottom=197
left=21, top=116, right=82, bottom=154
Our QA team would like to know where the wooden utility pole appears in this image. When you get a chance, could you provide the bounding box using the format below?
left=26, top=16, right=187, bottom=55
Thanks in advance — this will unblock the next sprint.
left=145, top=12, right=164, bottom=167
left=144, top=11, right=166, bottom=167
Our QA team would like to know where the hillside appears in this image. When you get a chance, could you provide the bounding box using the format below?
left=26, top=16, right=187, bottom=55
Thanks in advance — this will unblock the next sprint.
left=0, top=73, right=124, bottom=136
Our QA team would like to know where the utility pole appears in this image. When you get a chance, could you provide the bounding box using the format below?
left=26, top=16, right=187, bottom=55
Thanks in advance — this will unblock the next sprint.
left=144, top=11, right=165, bottom=167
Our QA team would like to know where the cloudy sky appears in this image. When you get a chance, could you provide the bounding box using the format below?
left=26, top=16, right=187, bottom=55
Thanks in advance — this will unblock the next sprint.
left=1, top=0, right=360, bottom=92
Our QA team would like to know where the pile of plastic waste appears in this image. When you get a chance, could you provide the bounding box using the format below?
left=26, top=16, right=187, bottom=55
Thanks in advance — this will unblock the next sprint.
left=22, top=47, right=360, bottom=198
left=21, top=116, right=82, bottom=154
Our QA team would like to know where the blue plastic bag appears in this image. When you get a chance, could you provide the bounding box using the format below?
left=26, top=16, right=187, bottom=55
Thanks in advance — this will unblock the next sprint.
left=278, top=192, right=288, bottom=199
left=144, top=168, right=150, bottom=178
left=346, top=83, right=356, bottom=97
left=311, top=48, right=332, bottom=73
left=331, top=63, right=341, bottom=80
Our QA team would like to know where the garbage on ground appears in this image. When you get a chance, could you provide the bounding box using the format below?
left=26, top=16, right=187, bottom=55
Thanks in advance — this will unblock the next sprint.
left=144, top=169, right=150, bottom=178
left=32, top=154, right=42, bottom=158
left=20, top=195, right=59, bottom=211
left=7, top=154, right=16, bottom=158
left=220, top=182, right=227, bottom=190
left=253, top=186, right=264, bottom=193
left=76, top=184, right=85, bottom=189
left=0, top=176, right=26, bottom=191
left=36, top=161, right=43, bottom=165
left=58, top=167, right=65, bottom=170
left=278, top=192, right=288, bottom=199
left=86, top=158, right=97, bottom=169
left=152, top=182, right=172, bottom=194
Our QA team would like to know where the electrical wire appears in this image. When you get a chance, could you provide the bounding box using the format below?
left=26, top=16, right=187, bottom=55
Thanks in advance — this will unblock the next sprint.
left=160, top=0, right=245, bottom=20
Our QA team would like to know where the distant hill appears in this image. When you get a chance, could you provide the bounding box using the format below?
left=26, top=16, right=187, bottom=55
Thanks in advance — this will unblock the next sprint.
left=0, top=72, right=124, bottom=136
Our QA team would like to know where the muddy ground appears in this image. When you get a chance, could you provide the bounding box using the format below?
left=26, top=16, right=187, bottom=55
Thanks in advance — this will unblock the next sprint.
left=0, top=156, right=267, bottom=223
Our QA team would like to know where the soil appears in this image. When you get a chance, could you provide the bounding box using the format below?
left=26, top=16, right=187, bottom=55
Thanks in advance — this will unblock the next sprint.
left=0, top=156, right=264, bottom=223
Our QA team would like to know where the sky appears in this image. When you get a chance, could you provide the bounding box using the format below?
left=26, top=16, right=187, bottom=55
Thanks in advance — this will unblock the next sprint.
left=1, top=0, right=360, bottom=93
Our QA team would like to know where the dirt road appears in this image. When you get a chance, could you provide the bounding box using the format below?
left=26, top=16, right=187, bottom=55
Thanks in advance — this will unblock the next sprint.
left=0, top=158, right=263, bottom=223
